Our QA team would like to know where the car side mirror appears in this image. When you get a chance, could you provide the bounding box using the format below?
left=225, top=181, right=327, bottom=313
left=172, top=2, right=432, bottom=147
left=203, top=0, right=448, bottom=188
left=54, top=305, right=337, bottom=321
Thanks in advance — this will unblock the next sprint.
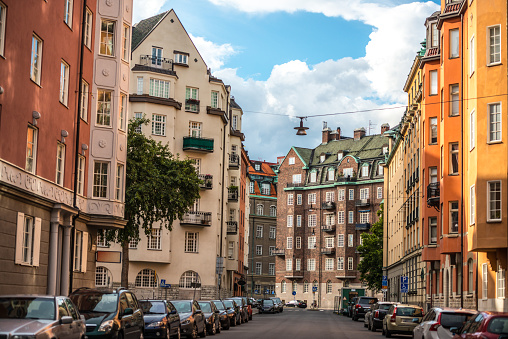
left=123, top=308, right=134, bottom=316
left=450, top=327, right=458, bottom=334
left=60, top=316, right=73, bottom=324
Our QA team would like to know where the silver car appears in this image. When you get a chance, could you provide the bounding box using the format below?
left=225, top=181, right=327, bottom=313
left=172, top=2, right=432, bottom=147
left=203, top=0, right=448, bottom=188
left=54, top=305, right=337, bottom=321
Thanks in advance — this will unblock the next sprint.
left=0, top=295, right=86, bottom=339
left=413, top=307, right=475, bottom=339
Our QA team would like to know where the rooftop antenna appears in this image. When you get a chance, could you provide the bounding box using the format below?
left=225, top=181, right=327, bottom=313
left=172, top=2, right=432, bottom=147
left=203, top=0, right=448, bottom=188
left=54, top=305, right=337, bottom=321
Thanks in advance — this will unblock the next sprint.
left=368, top=120, right=377, bottom=135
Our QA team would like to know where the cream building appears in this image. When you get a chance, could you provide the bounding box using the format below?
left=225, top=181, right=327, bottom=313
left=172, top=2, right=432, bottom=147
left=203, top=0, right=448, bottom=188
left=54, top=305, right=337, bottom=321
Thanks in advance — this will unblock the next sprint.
left=96, top=10, right=246, bottom=299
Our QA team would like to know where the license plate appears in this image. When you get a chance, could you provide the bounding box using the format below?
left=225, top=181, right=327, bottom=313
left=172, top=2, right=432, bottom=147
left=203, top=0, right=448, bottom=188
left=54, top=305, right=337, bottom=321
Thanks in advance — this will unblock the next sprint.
left=402, top=318, right=413, bottom=323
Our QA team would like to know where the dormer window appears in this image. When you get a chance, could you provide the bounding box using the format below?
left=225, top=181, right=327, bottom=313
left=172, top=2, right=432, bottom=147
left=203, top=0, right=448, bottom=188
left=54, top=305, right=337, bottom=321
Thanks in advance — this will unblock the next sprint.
left=310, top=170, right=317, bottom=183
left=361, top=164, right=369, bottom=177
left=383, top=146, right=388, bottom=154
left=261, top=183, right=270, bottom=195
left=430, top=23, right=439, bottom=48
left=338, top=152, right=343, bottom=161
left=343, top=168, right=353, bottom=177
left=328, top=168, right=335, bottom=181
left=378, top=165, right=384, bottom=176
left=174, top=51, right=188, bottom=65
left=320, top=155, right=326, bottom=163
left=255, top=163, right=261, bottom=171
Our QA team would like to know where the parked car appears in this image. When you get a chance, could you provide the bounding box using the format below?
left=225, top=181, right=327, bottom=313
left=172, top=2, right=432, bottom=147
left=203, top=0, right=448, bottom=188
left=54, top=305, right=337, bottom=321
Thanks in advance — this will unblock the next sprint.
left=258, top=299, right=277, bottom=314
left=347, top=297, right=359, bottom=317
left=139, top=299, right=181, bottom=339
left=241, top=296, right=253, bottom=320
left=270, top=297, right=284, bottom=313
left=286, top=300, right=299, bottom=307
left=413, top=307, right=475, bottom=339
left=450, top=311, right=508, bottom=339
left=297, top=300, right=307, bottom=309
left=364, top=302, right=398, bottom=332
left=382, top=304, right=424, bottom=338
left=249, top=298, right=259, bottom=308
left=171, top=300, right=207, bottom=339
left=222, top=299, right=241, bottom=326
left=70, top=287, right=144, bottom=339
left=198, top=300, right=220, bottom=335
left=210, top=300, right=230, bottom=331
left=352, top=296, right=378, bottom=321
left=0, top=295, right=86, bottom=339
left=226, top=297, right=248, bottom=323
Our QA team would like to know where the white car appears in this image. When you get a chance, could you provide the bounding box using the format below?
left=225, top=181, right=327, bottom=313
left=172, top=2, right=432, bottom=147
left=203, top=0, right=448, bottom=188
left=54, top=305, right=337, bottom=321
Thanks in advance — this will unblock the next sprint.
left=285, top=300, right=299, bottom=307
left=413, top=307, right=475, bottom=339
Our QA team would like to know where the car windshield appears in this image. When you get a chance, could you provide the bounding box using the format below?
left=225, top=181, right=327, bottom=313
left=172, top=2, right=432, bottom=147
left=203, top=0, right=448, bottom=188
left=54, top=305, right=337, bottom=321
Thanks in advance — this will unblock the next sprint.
left=359, top=298, right=378, bottom=305
left=70, top=293, right=117, bottom=313
left=440, top=313, right=474, bottom=329
left=273, top=298, right=281, bottom=303
left=223, top=300, right=234, bottom=308
left=396, top=307, right=422, bottom=317
left=172, top=301, right=192, bottom=313
left=198, top=303, right=212, bottom=312
left=379, top=304, right=392, bottom=310
left=0, top=297, right=55, bottom=320
left=139, top=301, right=166, bottom=314
left=212, top=301, right=224, bottom=311
left=487, top=317, right=508, bottom=334
left=263, top=300, right=274, bottom=306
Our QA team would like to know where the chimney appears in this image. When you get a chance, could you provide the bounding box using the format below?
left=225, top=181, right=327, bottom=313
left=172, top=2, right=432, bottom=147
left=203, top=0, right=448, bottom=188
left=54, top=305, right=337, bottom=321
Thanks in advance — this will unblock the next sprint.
left=381, top=123, right=390, bottom=134
left=354, top=127, right=366, bottom=141
left=322, top=121, right=331, bottom=144
left=336, top=127, right=341, bottom=140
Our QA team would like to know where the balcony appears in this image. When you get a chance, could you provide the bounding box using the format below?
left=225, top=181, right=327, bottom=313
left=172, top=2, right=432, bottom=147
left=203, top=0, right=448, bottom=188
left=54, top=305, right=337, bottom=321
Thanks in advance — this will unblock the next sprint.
left=226, top=221, right=238, bottom=235
left=229, top=154, right=240, bottom=168
left=321, top=201, right=336, bottom=210
left=183, top=136, right=214, bottom=152
left=198, top=174, right=213, bottom=189
left=321, top=247, right=335, bottom=255
left=180, top=211, right=212, bottom=226
left=228, top=187, right=238, bottom=201
left=355, top=199, right=370, bottom=207
left=355, top=223, right=371, bottom=231
left=427, top=183, right=440, bottom=208
left=415, top=84, right=422, bottom=103
left=337, top=176, right=357, bottom=183
left=321, top=224, right=335, bottom=232
left=139, top=55, right=174, bottom=71
left=272, top=249, right=285, bottom=256
left=286, top=182, right=304, bottom=188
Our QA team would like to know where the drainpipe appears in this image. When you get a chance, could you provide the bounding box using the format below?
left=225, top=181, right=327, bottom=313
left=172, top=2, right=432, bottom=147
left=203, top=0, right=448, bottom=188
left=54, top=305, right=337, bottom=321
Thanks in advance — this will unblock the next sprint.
left=460, top=11, right=464, bottom=309
left=219, top=86, right=230, bottom=298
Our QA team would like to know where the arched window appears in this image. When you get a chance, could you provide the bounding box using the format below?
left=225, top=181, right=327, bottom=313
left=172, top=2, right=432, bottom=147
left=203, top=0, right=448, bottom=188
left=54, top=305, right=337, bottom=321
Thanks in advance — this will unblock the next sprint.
left=281, top=280, right=286, bottom=293
left=292, top=281, right=297, bottom=293
left=95, top=266, right=112, bottom=287
left=135, top=268, right=158, bottom=288
left=270, top=205, right=277, bottom=217
left=326, top=280, right=333, bottom=294
left=179, top=270, right=200, bottom=289
left=303, top=280, right=309, bottom=293
left=257, top=204, right=264, bottom=216
left=468, top=258, right=474, bottom=293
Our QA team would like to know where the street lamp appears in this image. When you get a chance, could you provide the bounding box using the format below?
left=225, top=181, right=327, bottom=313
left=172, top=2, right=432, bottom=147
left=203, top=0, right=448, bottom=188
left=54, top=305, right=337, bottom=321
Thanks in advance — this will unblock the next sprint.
left=294, top=117, right=309, bottom=135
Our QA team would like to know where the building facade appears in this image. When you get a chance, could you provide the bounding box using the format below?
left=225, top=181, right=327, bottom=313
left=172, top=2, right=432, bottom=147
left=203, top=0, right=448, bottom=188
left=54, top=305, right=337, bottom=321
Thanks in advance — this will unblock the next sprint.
left=0, top=0, right=130, bottom=295
left=276, top=125, right=388, bottom=309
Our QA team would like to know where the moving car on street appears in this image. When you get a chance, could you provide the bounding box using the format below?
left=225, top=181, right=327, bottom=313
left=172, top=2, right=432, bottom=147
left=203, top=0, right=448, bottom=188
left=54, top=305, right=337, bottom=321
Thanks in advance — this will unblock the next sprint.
left=0, top=295, right=86, bottom=339
left=413, top=307, right=475, bottom=339
left=364, top=302, right=398, bottom=332
left=450, top=311, right=508, bottom=339
left=210, top=300, right=230, bottom=331
left=270, top=297, right=284, bottom=313
left=171, top=300, right=207, bottom=339
left=258, top=299, right=277, bottom=314
left=352, top=296, right=378, bottom=321
left=139, top=299, right=181, bottom=339
left=198, top=300, right=221, bottom=335
left=222, top=299, right=241, bottom=327
left=382, top=304, right=424, bottom=338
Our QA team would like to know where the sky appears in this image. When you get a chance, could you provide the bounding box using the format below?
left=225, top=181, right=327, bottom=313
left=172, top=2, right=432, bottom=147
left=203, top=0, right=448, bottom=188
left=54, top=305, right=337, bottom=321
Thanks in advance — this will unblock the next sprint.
left=132, top=0, right=441, bottom=162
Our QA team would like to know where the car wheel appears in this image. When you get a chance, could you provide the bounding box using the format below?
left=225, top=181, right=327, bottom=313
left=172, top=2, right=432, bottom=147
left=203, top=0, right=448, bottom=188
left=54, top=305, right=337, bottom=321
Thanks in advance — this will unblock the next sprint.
left=231, top=317, right=236, bottom=327
left=217, top=321, right=221, bottom=334
left=385, top=328, right=392, bottom=338
left=118, top=332, right=124, bottom=339
left=382, top=325, right=385, bottom=336
left=370, top=322, right=376, bottom=332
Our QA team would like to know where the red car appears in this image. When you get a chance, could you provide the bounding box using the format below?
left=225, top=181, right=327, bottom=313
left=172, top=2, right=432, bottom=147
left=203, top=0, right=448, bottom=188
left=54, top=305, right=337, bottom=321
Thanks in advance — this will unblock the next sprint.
left=451, top=311, right=508, bottom=339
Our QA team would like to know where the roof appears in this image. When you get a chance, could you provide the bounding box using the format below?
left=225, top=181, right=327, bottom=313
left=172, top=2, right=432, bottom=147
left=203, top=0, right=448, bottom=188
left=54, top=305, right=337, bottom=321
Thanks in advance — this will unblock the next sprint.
left=132, top=11, right=170, bottom=51
left=293, top=147, right=313, bottom=166
left=230, top=98, right=242, bottom=110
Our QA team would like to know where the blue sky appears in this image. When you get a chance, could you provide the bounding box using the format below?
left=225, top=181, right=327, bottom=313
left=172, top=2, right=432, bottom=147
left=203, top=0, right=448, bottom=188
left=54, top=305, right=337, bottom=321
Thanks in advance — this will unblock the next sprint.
left=133, top=0, right=440, bottom=161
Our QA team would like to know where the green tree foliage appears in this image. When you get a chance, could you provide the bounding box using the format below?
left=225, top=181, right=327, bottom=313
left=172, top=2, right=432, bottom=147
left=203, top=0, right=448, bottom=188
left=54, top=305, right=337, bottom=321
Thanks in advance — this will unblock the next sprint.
left=106, top=117, right=201, bottom=286
left=357, top=203, right=384, bottom=292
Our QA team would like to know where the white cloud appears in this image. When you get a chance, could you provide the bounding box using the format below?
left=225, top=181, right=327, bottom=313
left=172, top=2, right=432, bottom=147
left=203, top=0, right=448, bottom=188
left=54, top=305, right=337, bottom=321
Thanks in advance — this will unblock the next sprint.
left=133, top=0, right=168, bottom=23
left=189, top=34, right=237, bottom=71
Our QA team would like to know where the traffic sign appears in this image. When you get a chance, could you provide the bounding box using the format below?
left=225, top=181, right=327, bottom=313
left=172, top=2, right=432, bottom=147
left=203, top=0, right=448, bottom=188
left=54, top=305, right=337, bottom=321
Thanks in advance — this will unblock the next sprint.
left=255, top=290, right=259, bottom=294
left=312, top=286, right=318, bottom=293
left=159, top=279, right=171, bottom=288
left=382, top=276, right=388, bottom=280
left=292, top=291, right=296, bottom=296
left=382, top=279, right=388, bottom=290
left=400, top=276, right=408, bottom=293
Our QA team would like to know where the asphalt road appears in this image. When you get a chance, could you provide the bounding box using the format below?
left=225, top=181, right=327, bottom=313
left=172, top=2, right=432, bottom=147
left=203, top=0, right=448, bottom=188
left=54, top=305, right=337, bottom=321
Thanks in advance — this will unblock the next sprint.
left=215, top=308, right=412, bottom=339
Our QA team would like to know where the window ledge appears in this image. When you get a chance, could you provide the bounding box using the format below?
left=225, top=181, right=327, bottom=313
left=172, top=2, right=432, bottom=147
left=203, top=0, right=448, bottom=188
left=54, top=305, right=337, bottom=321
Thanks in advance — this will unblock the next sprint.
left=174, top=62, right=189, bottom=67
left=98, top=53, right=116, bottom=59
left=488, top=140, right=503, bottom=145
left=487, top=219, right=502, bottom=223
left=449, top=173, right=460, bottom=176
left=447, top=233, right=459, bottom=238
left=429, top=143, right=438, bottom=146
left=449, top=114, right=460, bottom=118
left=152, top=134, right=166, bottom=137
left=185, top=110, right=200, bottom=114
left=487, top=62, right=502, bottom=67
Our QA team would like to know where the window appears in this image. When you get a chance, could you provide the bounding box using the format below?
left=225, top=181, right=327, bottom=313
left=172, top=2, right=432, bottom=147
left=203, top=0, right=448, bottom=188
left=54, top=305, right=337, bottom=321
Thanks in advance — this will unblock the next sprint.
left=288, top=157, right=295, bottom=165
left=269, top=226, right=276, bottom=239
left=93, top=162, right=108, bottom=198
left=295, top=259, right=301, bottom=271
left=343, top=168, right=353, bottom=177
left=348, top=257, right=354, bottom=270
left=119, top=93, right=126, bottom=130
left=149, top=79, right=170, bottom=99
left=430, top=167, right=438, bottom=183
left=308, top=214, right=317, bottom=227
left=338, top=152, right=343, bottom=161
left=185, top=87, right=199, bottom=112
left=175, top=53, right=188, bottom=65
left=134, top=112, right=143, bottom=133
left=360, top=212, right=370, bottom=223
left=429, top=217, right=437, bottom=244
left=55, top=143, right=65, bottom=186
left=151, top=114, right=166, bottom=136
left=303, top=281, right=309, bottom=293
left=325, top=259, right=334, bottom=271
left=249, top=181, right=255, bottom=194
left=430, top=23, right=438, bottom=48
left=498, top=264, right=505, bottom=298
left=337, top=257, right=344, bottom=270
left=483, top=263, right=488, bottom=299
left=228, top=241, right=234, bottom=259
left=470, top=185, right=475, bottom=225
left=488, top=25, right=501, bottom=65
left=348, top=234, right=354, bottom=247
left=73, top=230, right=84, bottom=271
left=450, top=84, right=459, bottom=116
left=310, top=171, right=317, bottom=182
left=286, top=259, right=293, bottom=271
left=255, top=263, right=262, bottom=275
left=100, top=20, right=115, bottom=56
left=80, top=80, right=89, bottom=121
left=489, top=103, right=501, bottom=142
left=0, top=2, right=6, bottom=56
left=325, top=213, right=335, bottom=226
left=256, top=204, right=264, bottom=215
left=121, top=24, right=129, bottom=61
left=308, top=236, right=316, bottom=249
left=468, top=259, right=474, bottom=293
left=450, top=143, right=459, bottom=174
left=185, top=232, right=199, bottom=252
left=84, top=7, right=92, bottom=49
left=430, top=117, right=438, bottom=144
left=449, top=201, right=459, bottom=233
left=360, top=188, right=369, bottom=200
left=348, top=211, right=354, bottom=224
left=378, top=165, right=384, bottom=176
left=261, top=183, right=270, bottom=195
left=308, top=193, right=316, bottom=204
left=287, top=215, right=293, bottom=227
left=189, top=121, right=201, bottom=138
left=470, top=35, right=475, bottom=75
left=135, top=269, right=157, bottom=288
left=328, top=168, right=335, bottom=181
left=488, top=181, right=502, bottom=221
left=59, top=61, right=70, bottom=105
left=377, top=187, right=383, bottom=199
left=297, top=194, right=302, bottom=205
left=254, top=163, right=260, bottom=171
left=64, top=0, right=73, bottom=26
left=348, top=189, right=354, bottom=200
left=129, top=238, right=138, bottom=249
left=286, top=237, right=293, bottom=249
left=30, top=35, right=43, bottom=84
left=77, top=155, right=85, bottom=195
left=338, top=189, right=345, bottom=201
left=137, top=77, right=143, bottom=95
left=307, top=259, right=316, bottom=271
left=296, top=215, right=302, bottom=227
left=326, top=280, right=333, bottom=293
left=450, top=29, right=459, bottom=58
left=147, top=228, right=161, bottom=250
left=430, top=70, right=437, bottom=95
left=211, top=91, right=219, bottom=108
left=338, top=234, right=344, bottom=247
left=115, top=164, right=123, bottom=201
left=325, top=237, right=334, bottom=248
left=15, top=213, right=41, bottom=266
left=470, top=109, right=475, bottom=150
left=232, top=115, right=238, bottom=130
left=96, top=89, right=112, bottom=126
left=337, top=211, right=345, bottom=224
left=96, top=230, right=107, bottom=247
left=256, top=225, right=263, bottom=238
left=326, top=191, right=335, bottom=202
left=296, top=236, right=301, bottom=249
left=95, top=267, right=111, bottom=287
left=268, top=263, right=275, bottom=275
left=361, top=165, right=369, bottom=177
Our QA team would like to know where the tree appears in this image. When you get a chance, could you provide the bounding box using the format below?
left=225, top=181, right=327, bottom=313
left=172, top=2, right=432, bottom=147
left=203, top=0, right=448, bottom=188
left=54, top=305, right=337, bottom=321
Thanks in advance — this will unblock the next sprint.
left=106, top=118, right=201, bottom=287
left=357, top=203, right=384, bottom=292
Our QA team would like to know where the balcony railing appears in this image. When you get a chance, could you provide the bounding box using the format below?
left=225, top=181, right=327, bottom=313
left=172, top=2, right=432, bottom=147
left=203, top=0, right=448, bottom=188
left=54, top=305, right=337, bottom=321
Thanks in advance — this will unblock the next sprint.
left=228, top=188, right=238, bottom=201
left=226, top=221, right=238, bottom=234
left=321, top=201, right=336, bottom=210
left=139, top=55, right=173, bottom=71
left=286, top=182, right=304, bottom=188
left=427, top=182, right=440, bottom=208
left=183, top=136, right=214, bottom=152
left=355, top=223, right=371, bottom=231
left=321, top=247, right=335, bottom=255
left=272, top=249, right=285, bottom=256
left=198, top=174, right=213, bottom=189
left=355, top=199, right=370, bottom=207
left=321, top=224, right=335, bottom=232
left=229, top=154, right=240, bottom=168
left=337, top=176, right=357, bottom=183
left=180, top=211, right=212, bottom=226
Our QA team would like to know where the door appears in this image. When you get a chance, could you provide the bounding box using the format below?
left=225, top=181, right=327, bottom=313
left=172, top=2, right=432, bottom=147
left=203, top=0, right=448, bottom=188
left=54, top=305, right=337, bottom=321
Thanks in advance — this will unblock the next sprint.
left=120, top=294, right=134, bottom=339
left=56, top=298, right=74, bottom=339
left=64, top=298, right=84, bottom=339
left=126, top=293, right=143, bottom=338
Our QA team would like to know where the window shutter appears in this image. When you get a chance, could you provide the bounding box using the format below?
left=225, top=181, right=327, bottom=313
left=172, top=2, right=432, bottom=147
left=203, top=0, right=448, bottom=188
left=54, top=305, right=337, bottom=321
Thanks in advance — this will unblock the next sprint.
left=15, top=212, right=25, bottom=264
left=81, top=232, right=88, bottom=273
left=32, top=217, right=42, bottom=267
